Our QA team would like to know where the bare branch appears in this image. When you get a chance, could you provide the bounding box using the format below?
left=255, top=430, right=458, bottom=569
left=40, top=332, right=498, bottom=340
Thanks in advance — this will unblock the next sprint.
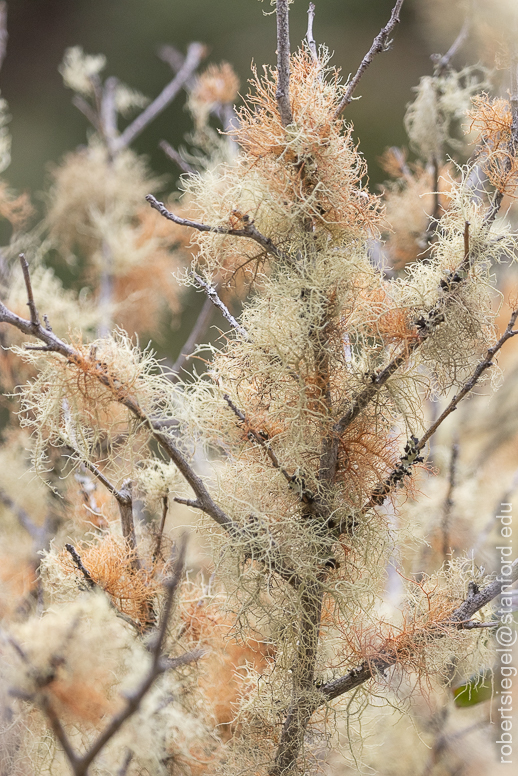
left=146, top=194, right=290, bottom=264
left=159, top=140, right=196, bottom=174
left=117, top=479, right=139, bottom=568
left=72, top=95, right=101, bottom=132
left=306, top=3, right=318, bottom=65
left=432, top=10, right=471, bottom=75
left=275, top=0, right=293, bottom=127
left=191, top=274, right=250, bottom=340
left=100, top=76, right=118, bottom=155
left=19, top=254, right=40, bottom=327
left=170, top=295, right=214, bottom=379
left=333, top=0, right=405, bottom=118
left=153, top=495, right=169, bottom=561
left=114, top=43, right=206, bottom=152
left=157, top=44, right=197, bottom=90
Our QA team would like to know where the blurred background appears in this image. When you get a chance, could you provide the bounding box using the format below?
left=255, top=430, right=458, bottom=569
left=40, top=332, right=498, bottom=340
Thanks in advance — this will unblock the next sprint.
left=2, top=0, right=448, bottom=196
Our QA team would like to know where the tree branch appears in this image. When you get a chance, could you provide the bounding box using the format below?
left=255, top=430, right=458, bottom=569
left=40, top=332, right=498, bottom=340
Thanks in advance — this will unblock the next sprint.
left=19, top=254, right=40, bottom=326
left=333, top=0, right=405, bottom=118
left=223, top=393, right=314, bottom=503
left=63, top=444, right=139, bottom=566
left=114, top=42, right=206, bottom=152
left=351, top=307, right=518, bottom=524
left=431, top=9, right=471, bottom=76
left=306, top=3, right=318, bottom=65
left=146, top=195, right=290, bottom=264
left=319, top=558, right=518, bottom=703
left=65, top=543, right=96, bottom=589
left=0, top=262, right=303, bottom=588
left=275, top=0, right=293, bottom=127
left=159, top=140, right=196, bottom=175
left=33, top=540, right=202, bottom=776
left=170, top=295, right=214, bottom=379
left=191, top=273, right=250, bottom=340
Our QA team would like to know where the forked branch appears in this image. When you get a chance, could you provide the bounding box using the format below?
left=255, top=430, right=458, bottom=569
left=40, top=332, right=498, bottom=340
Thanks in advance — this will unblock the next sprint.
left=114, top=43, right=206, bottom=152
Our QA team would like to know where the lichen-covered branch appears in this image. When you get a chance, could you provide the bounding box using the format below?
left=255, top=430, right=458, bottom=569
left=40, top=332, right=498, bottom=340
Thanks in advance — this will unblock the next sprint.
left=275, top=0, right=293, bottom=127
left=319, top=559, right=518, bottom=703
left=146, top=194, right=290, bottom=264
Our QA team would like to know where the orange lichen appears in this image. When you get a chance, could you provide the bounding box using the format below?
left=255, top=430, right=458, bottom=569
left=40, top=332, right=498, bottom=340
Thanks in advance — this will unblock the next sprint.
left=58, top=535, right=161, bottom=629
left=468, top=95, right=518, bottom=195
left=190, top=62, right=240, bottom=128
left=235, top=50, right=382, bottom=234
left=180, top=596, right=274, bottom=738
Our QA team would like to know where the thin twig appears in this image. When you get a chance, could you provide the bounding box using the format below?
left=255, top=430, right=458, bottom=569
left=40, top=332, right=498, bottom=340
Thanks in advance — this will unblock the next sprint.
left=417, top=308, right=518, bottom=451
left=432, top=10, right=471, bottom=75
left=354, top=308, right=518, bottom=523
left=191, top=274, right=250, bottom=340
left=65, top=445, right=128, bottom=503
left=275, top=0, right=293, bottom=127
left=146, top=194, right=290, bottom=264
left=306, top=3, right=318, bottom=65
left=223, top=393, right=314, bottom=503
left=170, top=295, right=214, bottom=378
left=114, top=43, right=206, bottom=152
left=159, top=140, right=196, bottom=174
left=65, top=544, right=96, bottom=589
left=72, top=95, right=101, bottom=132
left=153, top=495, right=169, bottom=561
left=19, top=254, right=40, bottom=327
left=334, top=0, right=405, bottom=118
left=441, top=437, right=459, bottom=562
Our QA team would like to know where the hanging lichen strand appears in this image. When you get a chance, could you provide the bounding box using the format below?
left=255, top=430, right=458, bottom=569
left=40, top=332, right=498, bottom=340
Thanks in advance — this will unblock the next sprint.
left=164, top=48, right=504, bottom=775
